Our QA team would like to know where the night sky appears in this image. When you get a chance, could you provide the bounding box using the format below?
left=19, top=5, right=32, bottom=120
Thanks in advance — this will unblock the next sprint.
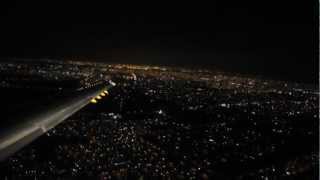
left=0, top=1, right=317, bottom=83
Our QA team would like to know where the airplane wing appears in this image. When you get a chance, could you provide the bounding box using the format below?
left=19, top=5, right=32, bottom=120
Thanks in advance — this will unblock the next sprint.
left=0, top=81, right=115, bottom=161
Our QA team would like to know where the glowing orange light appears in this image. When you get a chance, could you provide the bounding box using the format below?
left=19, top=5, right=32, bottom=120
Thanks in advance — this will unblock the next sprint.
left=100, top=92, right=106, bottom=96
left=103, top=90, right=109, bottom=95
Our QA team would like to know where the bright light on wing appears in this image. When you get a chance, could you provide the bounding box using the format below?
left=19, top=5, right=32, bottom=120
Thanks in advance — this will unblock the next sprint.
left=96, top=95, right=102, bottom=99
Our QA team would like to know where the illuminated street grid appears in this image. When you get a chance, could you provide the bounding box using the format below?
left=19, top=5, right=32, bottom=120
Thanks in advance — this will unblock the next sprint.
left=0, top=59, right=318, bottom=179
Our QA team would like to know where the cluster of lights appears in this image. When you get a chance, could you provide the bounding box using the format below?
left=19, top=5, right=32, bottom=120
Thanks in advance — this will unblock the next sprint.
left=90, top=90, right=109, bottom=104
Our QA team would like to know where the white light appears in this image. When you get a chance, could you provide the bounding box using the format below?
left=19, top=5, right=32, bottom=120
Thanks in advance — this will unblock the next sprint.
left=109, top=80, right=116, bottom=86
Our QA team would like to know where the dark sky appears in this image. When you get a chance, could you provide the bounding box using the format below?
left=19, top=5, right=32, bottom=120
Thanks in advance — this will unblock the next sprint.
left=0, top=1, right=318, bottom=83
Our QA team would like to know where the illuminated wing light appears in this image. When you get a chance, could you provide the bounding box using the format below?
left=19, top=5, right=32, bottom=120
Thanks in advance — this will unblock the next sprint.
left=96, top=95, right=102, bottom=99
left=103, top=90, right=109, bottom=95
left=100, top=92, right=106, bottom=96
left=90, top=98, right=97, bottom=104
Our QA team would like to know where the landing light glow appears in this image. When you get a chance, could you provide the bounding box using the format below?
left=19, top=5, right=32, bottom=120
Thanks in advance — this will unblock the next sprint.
left=90, top=99, right=97, bottom=103
left=96, top=95, right=102, bottom=99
